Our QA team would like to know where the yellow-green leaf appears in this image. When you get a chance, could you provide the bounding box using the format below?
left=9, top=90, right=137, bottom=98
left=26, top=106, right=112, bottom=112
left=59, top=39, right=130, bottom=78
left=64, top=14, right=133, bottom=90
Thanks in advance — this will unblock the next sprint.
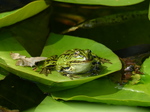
left=0, top=0, right=49, bottom=28
left=53, top=0, right=144, bottom=6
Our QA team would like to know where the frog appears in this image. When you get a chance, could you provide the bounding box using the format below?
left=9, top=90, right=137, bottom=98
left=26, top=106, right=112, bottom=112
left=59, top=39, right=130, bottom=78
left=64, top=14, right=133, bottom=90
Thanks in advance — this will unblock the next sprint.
left=39, top=49, right=111, bottom=78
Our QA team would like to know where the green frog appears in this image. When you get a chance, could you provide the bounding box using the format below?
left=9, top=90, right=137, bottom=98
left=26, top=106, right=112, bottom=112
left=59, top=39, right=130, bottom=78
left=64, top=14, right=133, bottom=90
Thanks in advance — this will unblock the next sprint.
left=39, top=49, right=111, bottom=78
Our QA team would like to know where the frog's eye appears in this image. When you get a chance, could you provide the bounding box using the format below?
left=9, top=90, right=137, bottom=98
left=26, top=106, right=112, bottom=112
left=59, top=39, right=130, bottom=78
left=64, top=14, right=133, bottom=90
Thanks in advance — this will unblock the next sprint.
left=74, top=50, right=80, bottom=55
left=92, top=55, right=97, bottom=58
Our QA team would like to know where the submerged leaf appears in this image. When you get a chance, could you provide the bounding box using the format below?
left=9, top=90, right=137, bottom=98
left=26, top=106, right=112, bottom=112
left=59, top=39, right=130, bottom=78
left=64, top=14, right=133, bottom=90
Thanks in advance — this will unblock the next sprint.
left=62, top=10, right=148, bottom=34
left=0, top=106, right=19, bottom=112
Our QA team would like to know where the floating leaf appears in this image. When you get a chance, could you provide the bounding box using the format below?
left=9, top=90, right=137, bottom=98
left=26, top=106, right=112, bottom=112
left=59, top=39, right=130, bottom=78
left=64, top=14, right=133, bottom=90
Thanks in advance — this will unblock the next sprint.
left=148, top=2, right=150, bottom=21
left=37, top=33, right=121, bottom=91
left=51, top=56, right=150, bottom=106
left=34, top=96, right=150, bottom=112
left=0, top=31, right=121, bottom=91
left=51, top=76, right=150, bottom=106
left=0, top=67, right=9, bottom=80
left=0, top=0, right=49, bottom=28
left=53, top=0, right=144, bottom=6
left=141, top=57, right=150, bottom=76
left=140, top=56, right=150, bottom=83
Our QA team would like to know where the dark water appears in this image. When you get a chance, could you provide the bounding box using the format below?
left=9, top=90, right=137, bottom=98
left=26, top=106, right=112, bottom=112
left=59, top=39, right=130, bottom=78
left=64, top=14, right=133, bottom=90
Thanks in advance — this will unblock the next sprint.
left=114, top=44, right=150, bottom=58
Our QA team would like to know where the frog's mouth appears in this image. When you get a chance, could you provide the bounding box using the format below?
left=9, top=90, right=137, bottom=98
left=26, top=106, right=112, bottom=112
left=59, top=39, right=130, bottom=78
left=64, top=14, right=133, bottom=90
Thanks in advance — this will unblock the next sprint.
left=70, top=60, right=91, bottom=63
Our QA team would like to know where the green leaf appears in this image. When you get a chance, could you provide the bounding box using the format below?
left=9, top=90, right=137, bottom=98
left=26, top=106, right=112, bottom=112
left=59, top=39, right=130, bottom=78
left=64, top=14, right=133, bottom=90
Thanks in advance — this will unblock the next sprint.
left=0, top=31, right=121, bottom=91
left=51, top=54, right=150, bottom=106
left=148, top=2, right=150, bottom=20
left=0, top=74, right=5, bottom=80
left=34, top=96, right=150, bottom=112
left=53, top=0, right=144, bottom=6
left=38, top=33, right=121, bottom=91
left=140, top=57, right=150, bottom=83
left=51, top=76, right=150, bottom=106
left=0, top=0, right=49, bottom=28
left=0, top=67, right=9, bottom=80
left=0, top=30, right=54, bottom=86
left=142, top=57, right=150, bottom=75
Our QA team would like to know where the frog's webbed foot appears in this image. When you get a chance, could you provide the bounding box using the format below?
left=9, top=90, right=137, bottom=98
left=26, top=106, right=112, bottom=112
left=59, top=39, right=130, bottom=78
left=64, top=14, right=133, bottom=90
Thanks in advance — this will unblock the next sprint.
left=39, top=67, right=51, bottom=76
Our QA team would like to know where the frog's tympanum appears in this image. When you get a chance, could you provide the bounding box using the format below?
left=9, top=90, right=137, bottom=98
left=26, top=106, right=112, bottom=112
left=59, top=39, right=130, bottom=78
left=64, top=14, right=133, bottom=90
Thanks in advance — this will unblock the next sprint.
left=39, top=49, right=111, bottom=79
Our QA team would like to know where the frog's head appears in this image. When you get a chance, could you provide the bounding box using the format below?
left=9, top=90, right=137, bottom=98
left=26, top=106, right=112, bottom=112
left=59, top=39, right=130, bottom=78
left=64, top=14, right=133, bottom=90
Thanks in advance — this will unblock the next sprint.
left=56, top=49, right=97, bottom=75
left=72, top=49, right=93, bottom=61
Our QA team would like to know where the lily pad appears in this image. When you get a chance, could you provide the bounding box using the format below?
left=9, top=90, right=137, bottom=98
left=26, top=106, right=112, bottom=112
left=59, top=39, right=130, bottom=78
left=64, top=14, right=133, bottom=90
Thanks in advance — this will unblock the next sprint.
left=140, top=56, right=150, bottom=83
left=0, top=67, right=9, bottom=80
left=0, top=0, right=49, bottom=28
left=34, top=96, right=150, bottom=112
left=148, top=2, right=150, bottom=21
left=0, top=31, right=121, bottom=91
left=38, top=33, right=121, bottom=91
left=53, top=0, right=144, bottom=6
left=141, top=57, right=150, bottom=75
left=51, top=56, right=150, bottom=106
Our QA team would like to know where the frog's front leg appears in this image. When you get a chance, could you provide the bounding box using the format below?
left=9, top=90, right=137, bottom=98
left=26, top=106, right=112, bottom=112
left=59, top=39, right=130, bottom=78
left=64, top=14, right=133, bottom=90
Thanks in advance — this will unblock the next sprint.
left=39, top=67, right=51, bottom=76
left=39, top=59, right=57, bottom=76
